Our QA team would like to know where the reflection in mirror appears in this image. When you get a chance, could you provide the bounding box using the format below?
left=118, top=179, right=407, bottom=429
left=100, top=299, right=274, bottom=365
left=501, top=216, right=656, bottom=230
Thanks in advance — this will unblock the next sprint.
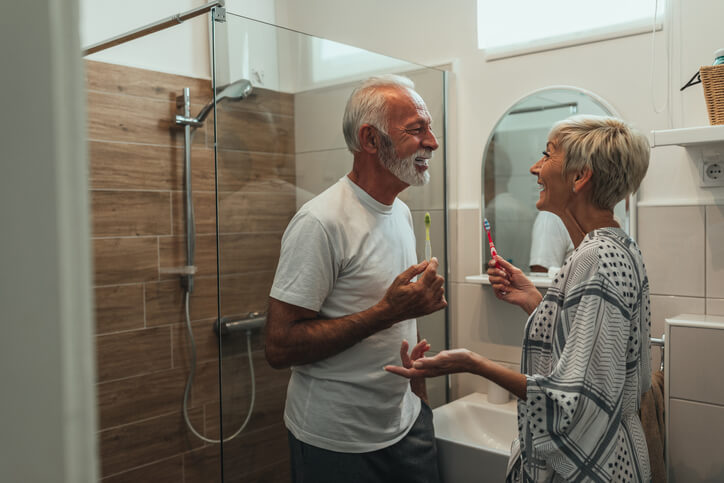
left=482, top=87, right=629, bottom=275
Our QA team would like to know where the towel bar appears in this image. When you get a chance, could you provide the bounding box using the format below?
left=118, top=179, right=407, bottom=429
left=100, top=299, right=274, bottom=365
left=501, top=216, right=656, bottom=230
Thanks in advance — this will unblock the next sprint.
left=650, top=335, right=665, bottom=372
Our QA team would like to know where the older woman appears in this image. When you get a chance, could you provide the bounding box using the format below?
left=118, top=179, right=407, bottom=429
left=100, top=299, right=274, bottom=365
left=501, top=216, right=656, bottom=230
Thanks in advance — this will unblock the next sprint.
left=386, top=115, right=652, bottom=482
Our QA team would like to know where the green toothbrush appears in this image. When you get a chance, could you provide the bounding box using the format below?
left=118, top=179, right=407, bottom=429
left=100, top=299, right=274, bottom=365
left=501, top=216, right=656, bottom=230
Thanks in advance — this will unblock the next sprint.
left=424, top=212, right=431, bottom=260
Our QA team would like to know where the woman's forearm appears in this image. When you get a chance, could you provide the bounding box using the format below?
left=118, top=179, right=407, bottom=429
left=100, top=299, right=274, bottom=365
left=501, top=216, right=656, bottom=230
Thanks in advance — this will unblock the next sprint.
left=470, top=353, right=527, bottom=400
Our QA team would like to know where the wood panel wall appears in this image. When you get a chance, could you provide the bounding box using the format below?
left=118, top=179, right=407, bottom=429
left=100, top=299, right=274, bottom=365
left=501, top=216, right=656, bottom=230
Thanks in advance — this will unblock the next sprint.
left=87, top=60, right=294, bottom=482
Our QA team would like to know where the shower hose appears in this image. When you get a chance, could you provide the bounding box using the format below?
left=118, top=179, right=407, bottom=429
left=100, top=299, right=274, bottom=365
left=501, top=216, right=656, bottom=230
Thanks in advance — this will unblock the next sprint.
left=182, top=290, right=256, bottom=443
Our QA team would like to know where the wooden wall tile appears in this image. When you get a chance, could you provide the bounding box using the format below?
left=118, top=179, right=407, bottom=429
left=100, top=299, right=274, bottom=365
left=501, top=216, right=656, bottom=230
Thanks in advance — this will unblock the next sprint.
left=85, top=60, right=212, bottom=105
left=172, top=319, right=220, bottom=370
left=96, top=368, right=187, bottom=430
left=88, top=61, right=297, bottom=482
left=218, top=233, right=281, bottom=276
left=219, top=271, right=275, bottom=318
left=87, top=91, right=207, bottom=147
left=202, top=350, right=289, bottom=407
left=236, top=459, right=292, bottom=483
left=217, top=150, right=295, bottom=192
left=215, top=107, right=294, bottom=154
left=182, top=446, right=221, bottom=483
left=95, top=284, right=144, bottom=334
left=159, top=234, right=217, bottom=278
left=98, top=409, right=205, bottom=477
left=221, top=422, right=290, bottom=481
left=171, top=191, right=217, bottom=237
left=96, top=326, right=172, bottom=382
left=90, top=141, right=179, bottom=191
left=145, top=277, right=218, bottom=327
left=205, top=386, right=286, bottom=439
left=93, top=237, right=158, bottom=286
left=220, top=86, right=293, bottom=117
left=92, top=190, right=171, bottom=237
left=101, top=455, right=184, bottom=483
left=189, top=360, right=223, bottom=409
left=90, top=142, right=215, bottom=192
left=217, top=190, right=295, bottom=234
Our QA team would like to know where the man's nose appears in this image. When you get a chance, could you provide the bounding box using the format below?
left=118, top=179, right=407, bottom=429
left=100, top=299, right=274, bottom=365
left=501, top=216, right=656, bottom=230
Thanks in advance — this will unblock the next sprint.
left=423, top=129, right=439, bottom=151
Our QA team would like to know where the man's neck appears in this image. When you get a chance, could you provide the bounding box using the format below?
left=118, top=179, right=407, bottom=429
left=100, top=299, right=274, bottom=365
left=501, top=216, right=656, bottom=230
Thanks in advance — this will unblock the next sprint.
left=348, top=156, right=408, bottom=205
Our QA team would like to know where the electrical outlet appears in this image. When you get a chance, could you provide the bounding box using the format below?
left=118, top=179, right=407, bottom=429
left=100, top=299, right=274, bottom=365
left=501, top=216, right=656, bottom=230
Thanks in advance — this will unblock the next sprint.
left=702, top=159, right=724, bottom=187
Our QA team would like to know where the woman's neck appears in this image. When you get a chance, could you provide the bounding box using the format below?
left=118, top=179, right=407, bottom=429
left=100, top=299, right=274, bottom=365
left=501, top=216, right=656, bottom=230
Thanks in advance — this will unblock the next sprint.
left=559, top=203, right=618, bottom=247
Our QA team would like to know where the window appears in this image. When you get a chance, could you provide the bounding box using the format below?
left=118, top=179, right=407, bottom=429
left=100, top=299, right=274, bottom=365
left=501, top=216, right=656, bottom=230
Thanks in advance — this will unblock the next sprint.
left=477, top=0, right=665, bottom=60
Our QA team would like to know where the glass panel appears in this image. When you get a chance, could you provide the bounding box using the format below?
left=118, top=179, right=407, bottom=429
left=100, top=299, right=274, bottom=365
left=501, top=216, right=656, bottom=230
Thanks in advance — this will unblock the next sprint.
left=212, top=12, right=448, bottom=479
left=481, top=87, right=629, bottom=276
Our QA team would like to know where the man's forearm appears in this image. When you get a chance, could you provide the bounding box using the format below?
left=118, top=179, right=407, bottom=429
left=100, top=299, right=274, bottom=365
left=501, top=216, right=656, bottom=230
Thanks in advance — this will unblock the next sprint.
left=266, top=302, right=400, bottom=369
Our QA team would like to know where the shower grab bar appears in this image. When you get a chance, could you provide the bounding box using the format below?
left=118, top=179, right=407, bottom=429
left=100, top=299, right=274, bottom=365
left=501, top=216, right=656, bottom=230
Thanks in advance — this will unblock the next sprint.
left=82, top=0, right=225, bottom=56
left=214, top=312, right=266, bottom=336
left=650, top=334, right=665, bottom=372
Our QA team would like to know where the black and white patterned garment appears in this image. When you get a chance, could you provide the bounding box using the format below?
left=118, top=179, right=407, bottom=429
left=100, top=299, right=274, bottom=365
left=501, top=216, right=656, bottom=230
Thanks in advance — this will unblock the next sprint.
left=508, top=227, right=652, bottom=482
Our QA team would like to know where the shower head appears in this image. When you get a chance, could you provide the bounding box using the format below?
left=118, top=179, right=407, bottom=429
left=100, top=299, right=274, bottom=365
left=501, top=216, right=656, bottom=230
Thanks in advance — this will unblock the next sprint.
left=194, top=79, right=253, bottom=124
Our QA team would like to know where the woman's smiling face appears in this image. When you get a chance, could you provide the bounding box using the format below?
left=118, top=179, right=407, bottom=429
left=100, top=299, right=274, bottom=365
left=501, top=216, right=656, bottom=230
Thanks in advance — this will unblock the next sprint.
left=530, top=139, right=574, bottom=215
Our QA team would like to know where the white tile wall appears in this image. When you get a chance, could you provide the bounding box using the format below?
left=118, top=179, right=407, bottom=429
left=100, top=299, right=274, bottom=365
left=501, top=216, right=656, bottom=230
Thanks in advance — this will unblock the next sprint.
left=294, top=86, right=350, bottom=153
left=294, top=149, right=352, bottom=205
left=706, top=205, right=724, bottom=298
left=707, top=298, right=724, bottom=316
left=451, top=208, right=482, bottom=283
left=451, top=282, right=525, bottom=365
left=638, top=206, right=706, bottom=297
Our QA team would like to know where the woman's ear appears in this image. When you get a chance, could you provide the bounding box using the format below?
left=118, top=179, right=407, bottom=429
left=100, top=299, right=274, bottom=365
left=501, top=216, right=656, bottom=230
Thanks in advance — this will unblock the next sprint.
left=359, top=124, right=378, bottom=154
left=573, top=168, right=593, bottom=193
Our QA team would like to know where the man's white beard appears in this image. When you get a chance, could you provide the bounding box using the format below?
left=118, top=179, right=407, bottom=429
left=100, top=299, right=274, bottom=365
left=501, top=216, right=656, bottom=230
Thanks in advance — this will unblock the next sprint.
left=378, top=134, right=431, bottom=186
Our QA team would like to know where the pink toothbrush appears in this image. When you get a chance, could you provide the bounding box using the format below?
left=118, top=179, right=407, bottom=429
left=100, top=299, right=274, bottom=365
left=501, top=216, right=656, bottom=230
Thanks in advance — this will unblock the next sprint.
left=484, top=218, right=501, bottom=269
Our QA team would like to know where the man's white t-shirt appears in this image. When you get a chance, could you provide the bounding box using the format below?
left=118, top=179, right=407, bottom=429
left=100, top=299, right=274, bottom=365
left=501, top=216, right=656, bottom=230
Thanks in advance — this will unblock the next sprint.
left=270, top=176, right=421, bottom=453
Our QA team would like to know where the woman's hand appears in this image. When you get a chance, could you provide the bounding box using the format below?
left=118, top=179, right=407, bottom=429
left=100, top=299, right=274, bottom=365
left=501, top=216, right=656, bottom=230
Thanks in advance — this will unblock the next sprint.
left=385, top=348, right=476, bottom=378
left=487, top=256, right=542, bottom=315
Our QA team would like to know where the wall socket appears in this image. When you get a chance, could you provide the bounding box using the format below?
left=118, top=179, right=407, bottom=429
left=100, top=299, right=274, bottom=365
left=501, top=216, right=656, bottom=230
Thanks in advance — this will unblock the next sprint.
left=702, top=158, right=724, bottom=187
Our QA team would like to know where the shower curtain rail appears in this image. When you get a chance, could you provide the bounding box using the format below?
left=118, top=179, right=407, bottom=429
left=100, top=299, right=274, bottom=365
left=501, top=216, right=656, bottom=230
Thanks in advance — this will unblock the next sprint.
left=82, top=0, right=224, bottom=56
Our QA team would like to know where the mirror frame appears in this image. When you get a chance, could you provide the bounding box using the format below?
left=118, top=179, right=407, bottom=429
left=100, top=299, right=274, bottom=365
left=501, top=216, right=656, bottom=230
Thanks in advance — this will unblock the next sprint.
left=480, top=85, right=638, bottom=276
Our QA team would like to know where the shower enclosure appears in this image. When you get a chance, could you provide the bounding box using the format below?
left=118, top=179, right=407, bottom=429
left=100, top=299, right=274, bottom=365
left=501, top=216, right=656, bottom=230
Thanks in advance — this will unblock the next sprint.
left=86, top=5, right=447, bottom=481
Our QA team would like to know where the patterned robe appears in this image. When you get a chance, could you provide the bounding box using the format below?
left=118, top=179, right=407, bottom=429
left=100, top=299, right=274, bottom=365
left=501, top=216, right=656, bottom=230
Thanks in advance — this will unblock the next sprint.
left=509, top=228, right=652, bottom=482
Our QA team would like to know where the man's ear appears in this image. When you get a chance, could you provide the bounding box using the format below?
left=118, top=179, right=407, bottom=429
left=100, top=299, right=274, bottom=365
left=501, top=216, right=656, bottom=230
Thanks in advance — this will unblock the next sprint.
left=359, top=124, right=378, bottom=154
left=573, top=168, right=593, bottom=193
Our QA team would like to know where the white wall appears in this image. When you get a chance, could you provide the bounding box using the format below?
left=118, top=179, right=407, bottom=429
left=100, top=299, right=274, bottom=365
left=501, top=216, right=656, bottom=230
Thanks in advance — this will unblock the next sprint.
left=81, top=0, right=212, bottom=78
left=80, top=0, right=280, bottom=82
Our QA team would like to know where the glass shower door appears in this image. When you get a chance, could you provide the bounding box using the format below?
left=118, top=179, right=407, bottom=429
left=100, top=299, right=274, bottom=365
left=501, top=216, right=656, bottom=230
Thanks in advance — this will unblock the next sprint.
left=211, top=11, right=448, bottom=481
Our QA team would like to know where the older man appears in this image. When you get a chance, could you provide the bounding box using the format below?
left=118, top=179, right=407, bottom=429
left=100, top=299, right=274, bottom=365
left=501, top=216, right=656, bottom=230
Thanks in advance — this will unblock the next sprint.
left=265, top=74, right=446, bottom=483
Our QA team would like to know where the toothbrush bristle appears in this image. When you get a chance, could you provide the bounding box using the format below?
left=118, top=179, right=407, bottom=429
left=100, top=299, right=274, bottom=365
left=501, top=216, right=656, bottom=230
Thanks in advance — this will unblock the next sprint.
left=484, top=218, right=491, bottom=232
left=424, top=212, right=431, bottom=227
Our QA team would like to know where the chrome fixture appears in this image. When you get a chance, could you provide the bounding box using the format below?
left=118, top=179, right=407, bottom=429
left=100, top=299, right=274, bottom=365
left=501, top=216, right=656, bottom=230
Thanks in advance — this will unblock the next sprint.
left=82, top=1, right=225, bottom=56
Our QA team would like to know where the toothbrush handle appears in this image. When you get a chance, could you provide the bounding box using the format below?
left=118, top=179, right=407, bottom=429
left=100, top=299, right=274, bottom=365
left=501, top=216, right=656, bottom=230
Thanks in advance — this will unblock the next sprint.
left=425, top=240, right=431, bottom=261
left=486, top=233, right=501, bottom=269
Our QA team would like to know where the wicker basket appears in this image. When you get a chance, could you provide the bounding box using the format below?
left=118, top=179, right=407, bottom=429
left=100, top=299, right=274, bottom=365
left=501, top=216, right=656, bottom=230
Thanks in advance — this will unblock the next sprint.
left=700, top=64, right=724, bottom=125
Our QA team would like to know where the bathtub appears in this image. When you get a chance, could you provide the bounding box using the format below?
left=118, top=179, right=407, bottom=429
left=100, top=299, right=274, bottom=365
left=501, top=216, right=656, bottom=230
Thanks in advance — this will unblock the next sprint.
left=433, top=392, right=518, bottom=483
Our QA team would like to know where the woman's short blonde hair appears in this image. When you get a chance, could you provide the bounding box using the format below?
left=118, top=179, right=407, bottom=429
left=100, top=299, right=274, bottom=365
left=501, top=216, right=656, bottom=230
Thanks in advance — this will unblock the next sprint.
left=549, top=115, right=650, bottom=210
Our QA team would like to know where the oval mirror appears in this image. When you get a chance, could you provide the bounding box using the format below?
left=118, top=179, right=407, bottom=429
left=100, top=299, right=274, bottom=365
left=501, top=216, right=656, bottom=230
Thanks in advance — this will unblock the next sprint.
left=482, top=87, right=632, bottom=277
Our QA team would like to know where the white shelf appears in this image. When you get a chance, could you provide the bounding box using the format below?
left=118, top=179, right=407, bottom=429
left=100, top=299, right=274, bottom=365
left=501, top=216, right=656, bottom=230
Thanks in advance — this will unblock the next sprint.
left=651, top=125, right=724, bottom=147
left=465, top=273, right=555, bottom=288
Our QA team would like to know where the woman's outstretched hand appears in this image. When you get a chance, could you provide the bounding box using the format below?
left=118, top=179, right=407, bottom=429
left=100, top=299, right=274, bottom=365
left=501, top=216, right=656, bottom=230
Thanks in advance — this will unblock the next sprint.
left=487, top=256, right=542, bottom=315
left=385, top=346, right=476, bottom=379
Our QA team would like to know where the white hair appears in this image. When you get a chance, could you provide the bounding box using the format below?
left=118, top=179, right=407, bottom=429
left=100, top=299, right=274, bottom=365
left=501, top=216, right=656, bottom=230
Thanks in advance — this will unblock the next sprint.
left=342, top=74, right=415, bottom=153
left=549, top=115, right=650, bottom=210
